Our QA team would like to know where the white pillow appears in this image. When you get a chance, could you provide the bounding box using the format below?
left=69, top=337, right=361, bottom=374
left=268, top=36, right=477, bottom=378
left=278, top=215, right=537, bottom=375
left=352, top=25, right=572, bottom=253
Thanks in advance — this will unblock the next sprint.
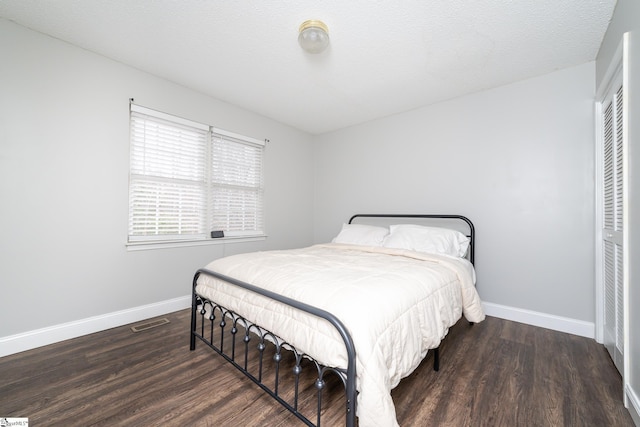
left=383, top=224, right=470, bottom=257
left=332, top=223, right=389, bottom=246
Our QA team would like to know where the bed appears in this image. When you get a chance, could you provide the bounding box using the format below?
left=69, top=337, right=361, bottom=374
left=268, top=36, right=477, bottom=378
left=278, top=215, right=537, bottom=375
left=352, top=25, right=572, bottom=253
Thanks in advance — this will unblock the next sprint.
left=190, top=214, right=485, bottom=427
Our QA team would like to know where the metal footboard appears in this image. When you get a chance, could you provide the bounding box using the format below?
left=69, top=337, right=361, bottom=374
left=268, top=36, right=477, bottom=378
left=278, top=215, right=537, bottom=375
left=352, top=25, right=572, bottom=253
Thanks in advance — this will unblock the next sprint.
left=190, top=268, right=358, bottom=427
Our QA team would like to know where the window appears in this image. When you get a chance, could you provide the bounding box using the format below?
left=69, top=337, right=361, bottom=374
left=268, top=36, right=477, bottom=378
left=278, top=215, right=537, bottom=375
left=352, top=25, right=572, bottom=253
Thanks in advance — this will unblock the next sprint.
left=128, top=104, right=265, bottom=245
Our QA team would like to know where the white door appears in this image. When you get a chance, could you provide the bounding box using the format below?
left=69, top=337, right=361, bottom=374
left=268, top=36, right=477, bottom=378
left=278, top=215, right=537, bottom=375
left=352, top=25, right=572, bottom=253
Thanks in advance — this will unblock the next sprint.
left=600, top=60, right=624, bottom=374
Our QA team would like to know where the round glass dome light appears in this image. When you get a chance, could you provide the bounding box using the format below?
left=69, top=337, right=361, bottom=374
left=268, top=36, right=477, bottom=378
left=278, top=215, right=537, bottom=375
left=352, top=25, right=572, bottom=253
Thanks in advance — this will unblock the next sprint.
left=298, top=20, right=330, bottom=54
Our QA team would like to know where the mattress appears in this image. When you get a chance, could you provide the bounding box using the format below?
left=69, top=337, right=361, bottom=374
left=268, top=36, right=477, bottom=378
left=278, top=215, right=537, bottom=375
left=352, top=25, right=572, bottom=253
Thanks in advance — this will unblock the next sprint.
left=195, top=243, right=485, bottom=427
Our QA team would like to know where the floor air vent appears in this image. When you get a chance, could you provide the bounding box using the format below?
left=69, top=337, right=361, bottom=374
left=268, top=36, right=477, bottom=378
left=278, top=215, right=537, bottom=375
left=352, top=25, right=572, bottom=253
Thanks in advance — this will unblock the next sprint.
left=130, top=317, right=170, bottom=333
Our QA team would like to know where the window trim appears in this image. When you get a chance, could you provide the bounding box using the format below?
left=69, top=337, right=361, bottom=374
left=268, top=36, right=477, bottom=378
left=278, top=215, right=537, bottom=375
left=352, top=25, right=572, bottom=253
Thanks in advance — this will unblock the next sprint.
left=125, top=234, right=266, bottom=251
left=127, top=103, right=266, bottom=248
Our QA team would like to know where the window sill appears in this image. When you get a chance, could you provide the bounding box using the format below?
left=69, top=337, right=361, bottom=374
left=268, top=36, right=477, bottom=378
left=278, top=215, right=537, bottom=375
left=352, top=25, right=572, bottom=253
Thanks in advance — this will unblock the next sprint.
left=126, top=235, right=266, bottom=252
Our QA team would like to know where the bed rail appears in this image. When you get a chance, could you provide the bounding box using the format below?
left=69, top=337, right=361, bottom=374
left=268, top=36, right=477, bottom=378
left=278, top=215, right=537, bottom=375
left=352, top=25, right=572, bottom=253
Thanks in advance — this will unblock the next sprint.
left=190, top=268, right=358, bottom=427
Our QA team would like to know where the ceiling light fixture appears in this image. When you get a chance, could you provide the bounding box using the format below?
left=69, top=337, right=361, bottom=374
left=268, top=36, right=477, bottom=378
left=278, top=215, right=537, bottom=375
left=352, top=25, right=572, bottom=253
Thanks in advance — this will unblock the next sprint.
left=298, top=20, right=330, bottom=54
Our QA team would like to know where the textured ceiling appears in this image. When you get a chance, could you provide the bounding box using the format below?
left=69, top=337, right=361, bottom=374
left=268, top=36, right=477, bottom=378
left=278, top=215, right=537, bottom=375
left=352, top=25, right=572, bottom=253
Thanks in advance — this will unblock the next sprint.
left=0, top=0, right=617, bottom=134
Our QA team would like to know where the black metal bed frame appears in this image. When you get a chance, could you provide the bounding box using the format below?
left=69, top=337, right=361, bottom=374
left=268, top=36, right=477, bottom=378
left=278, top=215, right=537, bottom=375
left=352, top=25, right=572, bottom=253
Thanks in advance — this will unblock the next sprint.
left=190, top=214, right=475, bottom=426
left=190, top=269, right=358, bottom=426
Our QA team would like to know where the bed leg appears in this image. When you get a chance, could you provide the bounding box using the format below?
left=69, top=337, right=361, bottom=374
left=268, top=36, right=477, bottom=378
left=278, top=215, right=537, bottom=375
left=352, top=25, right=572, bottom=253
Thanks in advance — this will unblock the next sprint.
left=433, top=347, right=440, bottom=371
left=190, top=273, right=200, bottom=351
left=190, top=300, right=197, bottom=351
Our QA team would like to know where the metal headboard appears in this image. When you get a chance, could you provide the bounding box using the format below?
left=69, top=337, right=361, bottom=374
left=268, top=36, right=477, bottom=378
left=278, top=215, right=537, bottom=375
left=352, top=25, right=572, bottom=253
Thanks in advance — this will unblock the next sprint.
left=348, top=214, right=475, bottom=265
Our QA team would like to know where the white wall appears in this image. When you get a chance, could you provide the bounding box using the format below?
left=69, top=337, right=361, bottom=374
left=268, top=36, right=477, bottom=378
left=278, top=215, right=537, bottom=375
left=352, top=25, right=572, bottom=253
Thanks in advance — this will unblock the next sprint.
left=0, top=13, right=607, bottom=362
left=0, top=19, right=315, bottom=341
left=314, top=62, right=596, bottom=329
left=596, top=0, right=640, bottom=89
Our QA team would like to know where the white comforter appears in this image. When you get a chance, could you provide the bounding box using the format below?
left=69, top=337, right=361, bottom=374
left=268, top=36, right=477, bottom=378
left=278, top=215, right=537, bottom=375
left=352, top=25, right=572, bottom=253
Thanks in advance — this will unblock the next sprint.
left=195, top=243, right=485, bottom=427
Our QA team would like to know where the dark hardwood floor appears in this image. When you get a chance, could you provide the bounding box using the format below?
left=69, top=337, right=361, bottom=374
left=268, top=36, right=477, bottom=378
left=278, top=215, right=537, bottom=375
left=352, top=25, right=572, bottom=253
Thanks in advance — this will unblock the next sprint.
left=0, top=309, right=634, bottom=426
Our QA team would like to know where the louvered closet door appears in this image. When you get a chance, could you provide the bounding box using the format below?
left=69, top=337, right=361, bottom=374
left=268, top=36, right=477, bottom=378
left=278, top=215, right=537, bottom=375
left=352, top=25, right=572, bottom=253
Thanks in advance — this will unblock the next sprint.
left=602, top=82, right=624, bottom=374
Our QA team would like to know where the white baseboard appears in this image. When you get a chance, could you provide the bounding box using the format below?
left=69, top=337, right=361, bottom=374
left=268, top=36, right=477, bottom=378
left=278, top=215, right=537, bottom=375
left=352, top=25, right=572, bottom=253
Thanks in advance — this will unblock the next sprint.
left=627, top=384, right=640, bottom=426
left=0, top=298, right=597, bottom=358
left=482, top=302, right=595, bottom=339
left=0, top=295, right=192, bottom=358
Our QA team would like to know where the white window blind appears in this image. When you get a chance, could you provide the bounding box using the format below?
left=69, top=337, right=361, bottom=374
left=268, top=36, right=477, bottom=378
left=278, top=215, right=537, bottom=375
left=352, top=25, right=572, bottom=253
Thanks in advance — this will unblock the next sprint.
left=210, top=129, right=265, bottom=236
left=128, top=104, right=265, bottom=243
